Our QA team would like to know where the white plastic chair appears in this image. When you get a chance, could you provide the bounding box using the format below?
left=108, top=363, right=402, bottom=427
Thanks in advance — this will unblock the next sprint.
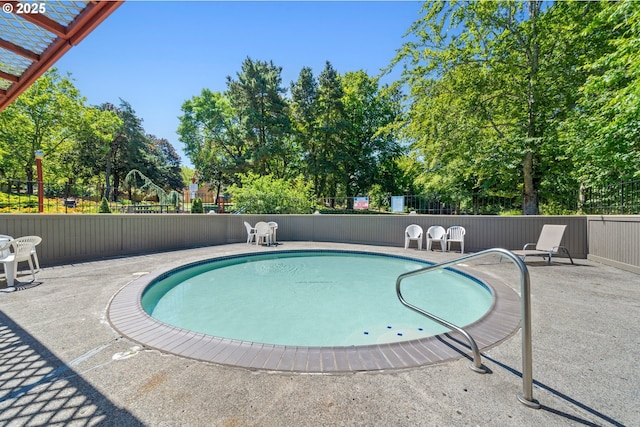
left=244, top=221, right=256, bottom=244
left=446, top=226, right=466, bottom=253
left=254, top=222, right=271, bottom=246
left=426, top=226, right=447, bottom=252
left=404, top=224, right=424, bottom=250
left=18, top=235, right=41, bottom=272
left=268, top=221, right=278, bottom=246
left=0, top=236, right=40, bottom=286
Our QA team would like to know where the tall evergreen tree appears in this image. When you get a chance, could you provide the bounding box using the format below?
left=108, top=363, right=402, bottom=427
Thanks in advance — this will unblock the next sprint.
left=316, top=61, right=347, bottom=201
left=291, top=67, right=321, bottom=195
left=226, top=57, right=292, bottom=177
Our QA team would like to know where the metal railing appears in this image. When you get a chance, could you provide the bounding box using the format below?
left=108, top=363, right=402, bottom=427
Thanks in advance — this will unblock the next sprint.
left=395, top=248, right=540, bottom=408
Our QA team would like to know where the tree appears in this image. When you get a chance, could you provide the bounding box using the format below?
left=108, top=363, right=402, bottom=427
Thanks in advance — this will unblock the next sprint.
left=226, top=57, right=293, bottom=178
left=178, top=89, right=244, bottom=201
left=98, top=197, right=111, bottom=213
left=71, top=105, right=122, bottom=190
left=0, top=69, right=85, bottom=192
left=145, top=135, right=183, bottom=191
left=391, top=0, right=605, bottom=214
left=315, top=61, right=347, bottom=201
left=563, top=1, right=640, bottom=188
left=291, top=67, right=321, bottom=194
left=228, top=172, right=314, bottom=214
left=339, top=71, right=403, bottom=208
left=81, top=100, right=149, bottom=201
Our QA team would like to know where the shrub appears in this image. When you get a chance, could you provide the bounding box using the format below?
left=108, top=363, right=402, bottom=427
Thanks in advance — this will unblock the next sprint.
left=191, top=198, right=204, bottom=213
left=228, top=173, right=314, bottom=214
left=98, top=197, right=111, bottom=213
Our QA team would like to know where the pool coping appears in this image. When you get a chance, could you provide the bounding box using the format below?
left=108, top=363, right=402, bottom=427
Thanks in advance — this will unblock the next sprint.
left=107, top=249, right=521, bottom=373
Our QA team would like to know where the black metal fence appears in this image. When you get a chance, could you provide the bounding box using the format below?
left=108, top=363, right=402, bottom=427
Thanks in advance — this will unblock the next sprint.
left=0, top=179, right=185, bottom=214
left=1, top=178, right=639, bottom=215
left=581, top=179, right=640, bottom=214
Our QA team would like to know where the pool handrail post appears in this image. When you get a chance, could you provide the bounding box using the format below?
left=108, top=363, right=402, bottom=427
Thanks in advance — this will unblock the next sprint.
left=395, top=248, right=540, bottom=409
left=395, top=274, right=488, bottom=374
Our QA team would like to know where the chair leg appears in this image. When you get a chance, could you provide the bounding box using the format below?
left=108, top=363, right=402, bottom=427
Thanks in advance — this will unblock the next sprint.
left=31, top=250, right=40, bottom=273
left=560, top=247, right=574, bottom=264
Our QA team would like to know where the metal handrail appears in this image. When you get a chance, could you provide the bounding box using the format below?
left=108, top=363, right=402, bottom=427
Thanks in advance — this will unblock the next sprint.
left=395, top=248, right=540, bottom=409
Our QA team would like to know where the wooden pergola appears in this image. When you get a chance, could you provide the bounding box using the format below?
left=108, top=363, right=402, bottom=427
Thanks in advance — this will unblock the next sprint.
left=0, top=0, right=123, bottom=112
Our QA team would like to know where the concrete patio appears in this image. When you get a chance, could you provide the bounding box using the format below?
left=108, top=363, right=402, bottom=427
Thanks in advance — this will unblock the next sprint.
left=0, top=242, right=636, bottom=426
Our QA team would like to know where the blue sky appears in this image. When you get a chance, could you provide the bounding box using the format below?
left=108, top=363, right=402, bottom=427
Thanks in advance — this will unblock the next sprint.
left=54, top=1, right=423, bottom=168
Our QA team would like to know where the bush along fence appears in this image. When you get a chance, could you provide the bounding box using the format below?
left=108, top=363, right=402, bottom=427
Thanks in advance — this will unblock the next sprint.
left=1, top=178, right=639, bottom=215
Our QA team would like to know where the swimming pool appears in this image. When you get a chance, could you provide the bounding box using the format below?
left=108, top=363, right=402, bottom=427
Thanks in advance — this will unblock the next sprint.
left=107, top=246, right=521, bottom=372
left=141, top=251, right=492, bottom=347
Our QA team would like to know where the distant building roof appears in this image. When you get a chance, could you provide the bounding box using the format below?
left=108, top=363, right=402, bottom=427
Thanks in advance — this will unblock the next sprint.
left=0, top=0, right=122, bottom=112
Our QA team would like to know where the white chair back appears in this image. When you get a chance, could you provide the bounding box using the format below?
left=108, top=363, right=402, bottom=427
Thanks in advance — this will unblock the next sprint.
left=447, top=226, right=465, bottom=240
left=427, top=226, right=446, bottom=239
left=405, top=224, right=423, bottom=238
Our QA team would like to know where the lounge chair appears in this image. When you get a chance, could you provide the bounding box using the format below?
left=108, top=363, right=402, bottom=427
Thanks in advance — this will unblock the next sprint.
left=404, top=224, right=424, bottom=250
left=244, top=221, right=257, bottom=244
left=426, top=225, right=447, bottom=251
left=446, top=226, right=466, bottom=253
left=513, top=224, right=574, bottom=265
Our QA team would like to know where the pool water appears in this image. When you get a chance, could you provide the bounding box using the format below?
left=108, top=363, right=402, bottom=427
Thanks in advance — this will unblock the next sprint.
left=142, top=251, right=493, bottom=347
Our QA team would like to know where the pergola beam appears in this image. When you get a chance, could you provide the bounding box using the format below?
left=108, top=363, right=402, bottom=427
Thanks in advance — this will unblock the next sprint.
left=0, top=0, right=124, bottom=112
left=0, top=38, right=41, bottom=62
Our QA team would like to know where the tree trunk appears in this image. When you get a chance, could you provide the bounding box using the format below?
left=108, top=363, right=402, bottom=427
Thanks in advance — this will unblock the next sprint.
left=522, top=151, right=538, bottom=215
left=523, top=0, right=542, bottom=215
left=25, top=163, right=34, bottom=195
left=104, top=155, right=112, bottom=202
left=113, top=173, right=120, bottom=202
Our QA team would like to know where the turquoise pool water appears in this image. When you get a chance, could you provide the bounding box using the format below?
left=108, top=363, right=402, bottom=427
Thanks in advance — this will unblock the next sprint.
left=141, top=251, right=493, bottom=347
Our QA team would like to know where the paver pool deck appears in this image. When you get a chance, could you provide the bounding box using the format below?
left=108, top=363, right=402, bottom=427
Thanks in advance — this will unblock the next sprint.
left=0, top=242, right=637, bottom=426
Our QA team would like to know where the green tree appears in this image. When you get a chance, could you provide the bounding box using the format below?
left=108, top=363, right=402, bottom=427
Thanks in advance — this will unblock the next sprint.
left=78, top=100, right=149, bottom=201
left=226, top=57, right=293, bottom=177
left=98, top=197, right=111, bottom=213
left=144, top=135, right=183, bottom=191
left=0, top=69, right=85, bottom=191
left=315, top=61, right=347, bottom=202
left=563, top=1, right=640, bottom=188
left=291, top=66, right=321, bottom=195
left=339, top=71, right=403, bottom=208
left=228, top=172, right=314, bottom=214
left=191, top=198, right=204, bottom=213
left=178, top=89, right=244, bottom=201
left=392, top=0, right=605, bottom=214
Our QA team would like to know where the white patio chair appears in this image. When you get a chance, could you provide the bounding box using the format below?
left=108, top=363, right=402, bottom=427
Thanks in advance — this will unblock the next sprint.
left=404, top=224, right=424, bottom=250
left=426, top=225, right=447, bottom=252
left=18, top=235, right=41, bottom=272
left=512, top=224, right=574, bottom=265
left=254, top=221, right=271, bottom=246
left=446, top=226, right=466, bottom=253
left=244, top=221, right=257, bottom=244
left=268, top=221, right=278, bottom=246
left=0, top=237, right=39, bottom=286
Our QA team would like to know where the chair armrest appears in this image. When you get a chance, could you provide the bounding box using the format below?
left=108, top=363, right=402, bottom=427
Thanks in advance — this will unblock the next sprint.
left=522, top=243, right=536, bottom=250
